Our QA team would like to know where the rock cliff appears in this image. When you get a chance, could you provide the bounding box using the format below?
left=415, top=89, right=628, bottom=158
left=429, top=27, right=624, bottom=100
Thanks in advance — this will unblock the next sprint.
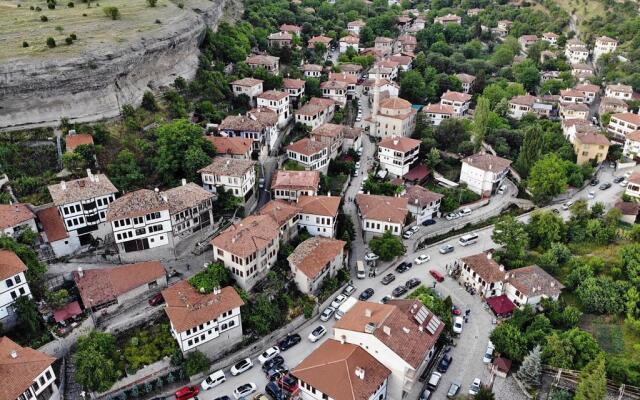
left=0, top=0, right=241, bottom=131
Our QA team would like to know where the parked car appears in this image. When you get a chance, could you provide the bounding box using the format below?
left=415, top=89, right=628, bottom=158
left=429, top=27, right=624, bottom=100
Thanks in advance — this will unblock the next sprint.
left=320, top=306, right=336, bottom=321
left=421, top=219, right=436, bottom=226
left=590, top=178, right=599, bottom=186
left=381, top=273, right=396, bottom=285
left=415, top=254, right=430, bottom=265
left=261, top=356, right=284, bottom=372
left=469, top=378, right=482, bottom=396
left=588, top=190, right=596, bottom=199
left=405, top=278, right=421, bottom=289
left=437, top=355, right=453, bottom=373
left=233, top=383, right=257, bottom=399
left=426, top=372, right=442, bottom=390
left=445, top=212, right=460, bottom=220
left=447, top=382, right=461, bottom=398
left=176, top=386, right=200, bottom=400
left=277, top=334, right=301, bottom=351
left=148, top=293, right=164, bottom=306
left=254, top=394, right=270, bottom=400
left=359, top=288, right=374, bottom=300
left=343, top=284, right=356, bottom=296
left=402, top=229, right=415, bottom=239
left=265, top=382, right=286, bottom=400
left=419, top=389, right=432, bottom=400
left=395, top=262, right=412, bottom=273
left=392, top=285, right=407, bottom=298
left=258, top=346, right=280, bottom=365
left=451, top=305, right=461, bottom=315
left=380, top=295, right=391, bottom=304
left=331, top=294, right=348, bottom=308
left=620, top=179, right=628, bottom=187
left=277, top=374, right=299, bottom=393
left=439, top=244, right=454, bottom=254
left=459, top=208, right=472, bottom=217
left=231, top=358, right=253, bottom=376
left=201, top=370, right=226, bottom=390
left=214, top=397, right=231, bottom=400
left=308, top=325, right=327, bottom=342
left=613, top=176, right=625, bottom=184
left=364, top=252, right=379, bottom=262
left=265, top=366, right=287, bottom=381
left=429, top=269, right=444, bottom=282
left=483, top=342, right=495, bottom=363
left=599, top=182, right=612, bottom=190
left=453, top=316, right=464, bottom=334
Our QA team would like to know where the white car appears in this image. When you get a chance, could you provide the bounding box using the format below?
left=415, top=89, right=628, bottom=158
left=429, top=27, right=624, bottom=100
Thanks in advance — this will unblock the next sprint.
left=414, top=254, right=431, bottom=265
left=201, top=370, right=226, bottom=390
left=308, top=325, right=327, bottom=342
left=482, top=342, right=495, bottom=363
left=331, top=294, right=348, bottom=308
left=364, top=252, right=379, bottom=262
left=459, top=208, right=472, bottom=217
left=233, top=382, right=257, bottom=399
left=320, top=306, right=336, bottom=321
left=453, top=316, right=463, bottom=334
left=230, top=358, right=253, bottom=376
left=469, top=378, right=482, bottom=396
left=620, top=179, right=628, bottom=187
left=402, top=230, right=415, bottom=239
left=588, top=190, right=595, bottom=199
left=445, top=212, right=460, bottom=221
left=257, top=346, right=280, bottom=364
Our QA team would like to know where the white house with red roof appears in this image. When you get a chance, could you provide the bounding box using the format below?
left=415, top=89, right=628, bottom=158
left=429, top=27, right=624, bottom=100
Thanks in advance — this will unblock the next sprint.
left=230, top=78, right=264, bottom=106
left=286, top=138, right=330, bottom=171
left=460, top=153, right=512, bottom=196
left=288, top=236, right=345, bottom=294
left=271, top=170, right=321, bottom=201
left=623, top=131, right=640, bottom=160
left=440, top=91, right=472, bottom=116
left=422, top=103, right=455, bottom=126
left=355, top=194, right=408, bottom=236
left=377, top=136, right=421, bottom=176
left=368, top=96, right=417, bottom=138
left=257, top=90, right=291, bottom=128
left=403, top=185, right=443, bottom=223
left=626, top=172, right=640, bottom=200
left=0, top=203, right=36, bottom=237
left=608, top=112, right=640, bottom=140
left=37, top=206, right=81, bottom=258
left=297, top=195, right=341, bottom=238
left=0, top=250, right=32, bottom=326
left=0, top=337, right=58, bottom=400
left=295, top=97, right=336, bottom=130
left=594, top=36, right=617, bottom=61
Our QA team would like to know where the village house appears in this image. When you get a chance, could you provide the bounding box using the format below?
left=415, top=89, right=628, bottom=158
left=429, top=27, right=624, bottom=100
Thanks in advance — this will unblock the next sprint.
left=0, top=250, right=32, bottom=327
left=65, top=131, right=94, bottom=153
left=518, top=35, right=538, bottom=51
left=467, top=7, right=482, bottom=16
left=542, top=32, right=559, bottom=46
left=623, top=131, right=640, bottom=160
left=271, top=170, right=321, bottom=201
left=367, top=65, right=394, bottom=81
left=245, top=54, right=280, bottom=75
left=356, top=194, right=408, bottom=237
left=504, top=265, right=564, bottom=307
left=339, top=63, right=363, bottom=76
left=297, top=195, right=341, bottom=238
left=74, top=261, right=167, bottom=312
left=211, top=215, right=280, bottom=290
left=207, top=136, right=253, bottom=159
left=625, top=172, right=640, bottom=199
left=37, top=205, right=81, bottom=258
left=363, top=79, right=400, bottom=98
left=283, top=78, right=306, bottom=108
left=347, top=20, right=366, bottom=35
left=163, top=282, right=244, bottom=354
left=163, top=181, right=215, bottom=241
left=374, top=37, right=394, bottom=56
left=440, top=91, right=472, bottom=116
left=562, top=119, right=598, bottom=143
left=457, top=253, right=505, bottom=297
left=605, top=84, right=633, bottom=101
left=571, top=63, right=594, bottom=81
left=257, top=90, right=291, bottom=128
left=328, top=72, right=358, bottom=99
left=320, top=79, right=349, bottom=107
left=47, top=170, right=118, bottom=245
left=565, top=39, right=590, bottom=64
left=560, top=88, right=586, bottom=104
left=0, top=203, right=36, bottom=238
left=434, top=13, right=462, bottom=25
left=456, top=73, right=475, bottom=94
left=217, top=114, right=273, bottom=153
left=560, top=102, right=589, bottom=120
left=303, top=63, right=323, bottom=78
left=422, top=103, right=455, bottom=126
left=368, top=95, right=417, bottom=139
left=279, top=24, right=302, bottom=36
left=508, top=95, right=554, bottom=119
left=395, top=35, right=417, bottom=54
left=230, top=78, right=264, bottom=107
left=377, top=136, right=421, bottom=177
left=333, top=300, right=444, bottom=399
left=403, top=185, right=443, bottom=223
left=292, top=339, right=391, bottom=400
left=459, top=153, right=512, bottom=196
left=608, top=113, right=640, bottom=140
left=288, top=236, right=345, bottom=294
left=286, top=138, right=330, bottom=172
left=295, top=97, right=336, bottom=130
left=268, top=31, right=293, bottom=48
left=593, top=36, right=617, bottom=61
left=599, top=97, right=629, bottom=116
left=199, top=157, right=256, bottom=202
left=311, top=123, right=345, bottom=159
left=258, top=200, right=300, bottom=242
left=573, top=132, right=610, bottom=165
left=248, top=107, right=280, bottom=152
left=308, top=35, right=333, bottom=51
left=0, top=336, right=59, bottom=400
left=339, top=35, right=360, bottom=53
left=615, top=202, right=639, bottom=224
left=574, top=84, right=600, bottom=104
left=388, top=54, right=413, bottom=72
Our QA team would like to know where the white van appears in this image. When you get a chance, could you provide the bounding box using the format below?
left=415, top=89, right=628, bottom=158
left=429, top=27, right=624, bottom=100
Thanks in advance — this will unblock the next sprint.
left=356, top=260, right=366, bottom=279
left=201, top=370, right=226, bottom=390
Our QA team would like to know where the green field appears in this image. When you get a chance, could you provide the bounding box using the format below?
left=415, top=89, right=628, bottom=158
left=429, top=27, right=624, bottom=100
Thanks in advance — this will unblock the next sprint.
left=0, top=0, right=191, bottom=61
left=552, top=0, right=606, bottom=31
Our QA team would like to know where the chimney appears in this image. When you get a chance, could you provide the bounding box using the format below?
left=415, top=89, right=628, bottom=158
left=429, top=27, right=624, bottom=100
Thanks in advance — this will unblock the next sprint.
left=393, top=138, right=399, bottom=146
left=327, top=191, right=331, bottom=197
left=499, top=265, right=504, bottom=272
left=161, top=194, right=168, bottom=203
left=154, top=188, right=159, bottom=193
left=355, top=367, right=365, bottom=380
left=69, top=129, right=76, bottom=136
left=61, top=180, right=67, bottom=190
left=550, top=281, right=555, bottom=287
left=487, top=252, right=492, bottom=260
left=365, top=308, right=372, bottom=318
left=383, top=325, right=391, bottom=336
left=86, top=169, right=94, bottom=182
left=10, top=350, right=17, bottom=359
left=181, top=179, right=187, bottom=186
left=77, top=267, right=84, bottom=278
left=402, top=327, right=410, bottom=334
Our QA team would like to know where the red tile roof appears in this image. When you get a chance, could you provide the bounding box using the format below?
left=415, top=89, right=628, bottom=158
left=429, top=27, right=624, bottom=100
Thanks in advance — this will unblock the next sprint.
left=423, top=103, right=455, bottom=114
left=355, top=194, right=408, bottom=224
left=463, top=153, right=512, bottom=173
left=258, top=200, right=301, bottom=226
left=36, top=206, right=69, bottom=242
left=403, top=185, right=443, bottom=207
left=378, top=136, right=420, bottom=153
left=207, top=136, right=253, bottom=156
left=288, top=237, right=345, bottom=279
left=297, top=195, right=341, bottom=217
left=507, top=265, right=564, bottom=297
left=283, top=79, right=306, bottom=90
left=441, top=90, right=472, bottom=103
left=0, top=250, right=27, bottom=280
left=0, top=337, right=56, bottom=400
left=461, top=253, right=505, bottom=283
left=211, top=215, right=280, bottom=258
left=271, top=170, right=321, bottom=191
left=0, top=204, right=34, bottom=230
left=65, top=133, right=94, bottom=152
left=287, top=137, right=328, bottom=156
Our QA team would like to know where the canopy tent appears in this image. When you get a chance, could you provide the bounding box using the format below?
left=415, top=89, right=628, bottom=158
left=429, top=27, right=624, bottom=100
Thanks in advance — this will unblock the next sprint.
left=486, top=295, right=515, bottom=317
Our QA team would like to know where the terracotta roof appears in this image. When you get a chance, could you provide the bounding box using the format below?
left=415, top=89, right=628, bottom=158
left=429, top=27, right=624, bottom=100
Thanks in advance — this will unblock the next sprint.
left=258, top=90, right=289, bottom=101
left=248, top=107, right=279, bottom=126
left=106, top=189, right=168, bottom=222
left=571, top=63, right=593, bottom=71
left=378, top=136, right=420, bottom=153
left=441, top=90, right=472, bottom=103
left=379, top=97, right=411, bottom=110
left=374, top=37, right=393, bottom=44
left=423, top=103, right=455, bottom=114
left=519, top=35, right=538, bottom=42
left=297, top=103, right=330, bottom=117
left=629, top=171, right=640, bottom=185
left=0, top=204, right=34, bottom=230
left=543, top=32, right=559, bottom=38
left=615, top=201, right=640, bottom=216
left=398, top=35, right=417, bottom=45
left=343, top=126, right=362, bottom=139
left=231, top=78, right=263, bottom=87
left=403, top=164, right=430, bottom=182
left=375, top=60, right=399, bottom=69
left=510, top=94, right=536, bottom=107
left=309, top=36, right=332, bottom=48
left=601, top=97, right=628, bottom=108
left=268, top=31, right=292, bottom=41
left=612, top=113, right=640, bottom=125
left=575, top=132, right=610, bottom=146
left=339, top=63, right=363, bottom=72
left=271, top=170, right=321, bottom=191
left=297, top=195, right=341, bottom=217
left=403, top=186, right=443, bottom=208
left=287, top=137, right=328, bottom=156
left=163, top=282, right=244, bottom=333
left=211, top=215, right=280, bottom=258
left=312, top=123, right=344, bottom=139
left=283, top=78, right=306, bottom=90
left=560, top=89, right=586, bottom=98
left=563, top=102, right=589, bottom=112
left=280, top=24, right=302, bottom=33
left=321, top=80, right=349, bottom=90
left=0, top=250, right=27, bottom=280
left=389, top=54, right=413, bottom=65
left=463, top=153, right=512, bottom=173
left=348, top=20, right=366, bottom=27
left=246, top=54, right=279, bottom=66
left=162, top=183, right=214, bottom=214
left=309, top=97, right=336, bottom=108
left=219, top=115, right=263, bottom=132
left=456, top=73, right=475, bottom=84
left=48, top=174, right=117, bottom=206
left=207, top=136, right=253, bottom=156
left=461, top=253, right=505, bottom=283
left=0, top=337, right=56, bottom=400
left=626, top=131, right=640, bottom=142
left=36, top=206, right=69, bottom=242
left=328, top=73, right=358, bottom=84
left=258, top=200, right=301, bottom=226
left=507, top=265, right=564, bottom=298
left=355, top=194, right=408, bottom=224
left=562, top=118, right=592, bottom=129
left=574, top=84, right=600, bottom=93
left=303, top=63, right=323, bottom=72
left=65, top=133, right=94, bottom=152
left=199, top=157, right=255, bottom=178
left=340, top=35, right=360, bottom=44
left=288, top=237, right=345, bottom=279
left=292, top=339, right=390, bottom=400
left=596, top=35, right=617, bottom=43
left=334, top=299, right=444, bottom=368
left=607, top=84, right=633, bottom=93
left=74, top=261, right=166, bottom=306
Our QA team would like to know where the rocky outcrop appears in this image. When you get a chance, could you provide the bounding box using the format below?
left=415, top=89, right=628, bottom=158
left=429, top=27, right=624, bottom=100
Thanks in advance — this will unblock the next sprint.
left=0, top=0, right=241, bottom=131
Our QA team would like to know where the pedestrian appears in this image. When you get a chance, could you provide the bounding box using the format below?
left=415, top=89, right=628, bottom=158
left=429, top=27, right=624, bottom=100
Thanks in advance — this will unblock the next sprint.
left=186, top=263, right=190, bottom=271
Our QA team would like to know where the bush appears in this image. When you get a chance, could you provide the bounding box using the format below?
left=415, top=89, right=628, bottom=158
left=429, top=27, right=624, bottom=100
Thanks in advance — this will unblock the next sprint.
left=40, top=15, right=48, bottom=22
left=68, top=1, right=74, bottom=7
left=103, top=6, right=120, bottom=20
left=147, top=0, right=158, bottom=6
left=65, top=37, right=73, bottom=45
left=70, top=33, right=77, bottom=40
left=22, top=41, right=29, bottom=48
left=183, top=351, right=210, bottom=376
left=46, top=37, right=56, bottom=48
left=188, top=263, right=233, bottom=293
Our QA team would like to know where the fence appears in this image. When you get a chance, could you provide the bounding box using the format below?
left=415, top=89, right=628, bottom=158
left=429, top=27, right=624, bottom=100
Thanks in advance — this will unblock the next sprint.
left=542, top=365, right=640, bottom=399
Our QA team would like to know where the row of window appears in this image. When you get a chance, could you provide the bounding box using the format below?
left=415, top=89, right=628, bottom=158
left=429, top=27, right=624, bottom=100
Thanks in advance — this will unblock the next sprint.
left=66, top=216, right=85, bottom=228
left=364, top=221, right=400, bottom=233
left=10, top=286, right=27, bottom=300
left=185, top=319, right=236, bottom=347
left=5, top=274, right=22, bottom=288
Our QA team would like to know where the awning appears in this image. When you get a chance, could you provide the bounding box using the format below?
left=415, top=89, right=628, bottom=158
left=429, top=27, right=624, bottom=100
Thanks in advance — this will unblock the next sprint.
left=486, top=295, right=515, bottom=316
left=53, top=301, right=82, bottom=323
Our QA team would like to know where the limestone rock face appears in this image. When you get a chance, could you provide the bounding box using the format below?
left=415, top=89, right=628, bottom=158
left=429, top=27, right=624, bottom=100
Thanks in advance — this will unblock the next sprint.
left=0, top=0, right=241, bottom=131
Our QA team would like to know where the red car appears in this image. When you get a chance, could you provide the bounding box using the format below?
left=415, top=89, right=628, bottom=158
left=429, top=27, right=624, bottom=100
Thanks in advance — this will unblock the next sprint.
left=175, top=386, right=199, bottom=400
left=429, top=269, right=444, bottom=282
left=451, top=305, right=461, bottom=315
left=148, top=293, right=164, bottom=306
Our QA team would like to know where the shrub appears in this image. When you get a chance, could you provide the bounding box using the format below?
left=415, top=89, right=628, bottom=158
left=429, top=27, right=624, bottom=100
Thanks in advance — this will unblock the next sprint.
left=46, top=37, right=56, bottom=48
left=177, top=2, right=184, bottom=8
left=55, top=26, right=64, bottom=33
left=22, top=41, right=29, bottom=48
left=40, top=15, right=48, bottom=22
left=65, top=37, right=73, bottom=45
left=147, top=0, right=157, bottom=6
left=70, top=33, right=77, bottom=40
left=68, top=2, right=74, bottom=7
left=30, top=5, right=34, bottom=10
left=35, top=6, right=42, bottom=11
left=103, top=6, right=120, bottom=20
left=183, top=351, right=210, bottom=376
left=155, top=19, right=161, bottom=24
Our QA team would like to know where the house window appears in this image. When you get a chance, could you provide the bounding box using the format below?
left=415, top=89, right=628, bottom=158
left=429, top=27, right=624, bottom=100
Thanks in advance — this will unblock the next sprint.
left=15, top=275, right=21, bottom=284
left=5, top=279, right=13, bottom=288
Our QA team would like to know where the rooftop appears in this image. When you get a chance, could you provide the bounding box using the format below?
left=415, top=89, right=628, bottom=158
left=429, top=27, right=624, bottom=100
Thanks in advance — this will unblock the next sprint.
left=258, top=90, right=289, bottom=101
left=379, top=97, right=411, bottom=110
left=288, top=236, right=345, bottom=279
left=463, top=153, right=512, bottom=173
left=403, top=185, right=443, bottom=208
left=271, top=170, right=321, bottom=191
left=509, top=94, right=536, bottom=107
left=211, top=215, right=280, bottom=258
left=507, top=265, right=564, bottom=298
left=0, top=337, right=56, bottom=400
left=231, top=77, right=263, bottom=87
left=218, top=115, right=264, bottom=132
left=611, top=113, right=640, bottom=125
left=455, top=73, right=475, bottom=84
left=303, top=63, right=323, bottom=72
left=378, top=136, right=420, bottom=153
left=575, top=132, right=610, bottom=146
left=65, top=133, right=94, bottom=152
left=36, top=206, right=69, bottom=242
left=198, top=157, right=255, bottom=178
left=287, top=137, right=328, bottom=156
left=258, top=200, right=301, bottom=226
left=48, top=172, right=117, bottom=206
left=355, top=194, right=408, bottom=224
left=106, top=189, right=168, bottom=222
left=297, top=195, right=341, bottom=217
left=312, top=123, right=344, bottom=139
left=0, top=203, right=34, bottom=230
left=441, top=90, right=472, bottom=103
left=246, top=54, right=279, bottom=65
left=207, top=136, right=253, bottom=156
left=461, top=253, right=505, bottom=283
left=0, top=250, right=27, bottom=281
left=607, top=83, right=633, bottom=93
left=162, top=182, right=214, bottom=214
left=283, top=78, right=306, bottom=90
left=423, top=103, right=455, bottom=114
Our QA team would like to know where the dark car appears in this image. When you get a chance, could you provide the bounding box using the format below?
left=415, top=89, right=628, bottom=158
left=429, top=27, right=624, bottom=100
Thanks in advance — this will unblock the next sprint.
left=614, top=176, right=625, bottom=183
left=381, top=273, right=396, bottom=285
left=266, top=366, right=287, bottom=381
left=395, top=262, right=412, bottom=273
left=265, top=382, right=287, bottom=400
left=278, top=374, right=299, bottom=393
left=421, top=219, right=436, bottom=226
left=599, top=182, right=612, bottom=190
left=148, top=293, right=164, bottom=306
left=405, top=278, right=421, bottom=289
left=262, top=355, right=285, bottom=372
left=419, top=389, right=432, bottom=400
left=392, top=285, right=408, bottom=298
left=437, top=355, right=453, bottom=373
left=359, top=288, right=375, bottom=300
left=590, top=178, right=599, bottom=186
left=278, top=334, right=301, bottom=351
left=214, top=397, right=231, bottom=400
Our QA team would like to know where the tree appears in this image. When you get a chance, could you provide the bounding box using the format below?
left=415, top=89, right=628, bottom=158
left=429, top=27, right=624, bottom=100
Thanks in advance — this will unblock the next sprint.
left=575, top=354, right=606, bottom=400
left=475, top=388, right=496, bottom=400
left=513, top=59, right=541, bottom=92
left=46, top=37, right=56, bottom=48
left=46, top=289, right=69, bottom=309
left=543, top=328, right=601, bottom=370
left=490, top=322, right=528, bottom=361
left=146, top=0, right=157, bottom=6
left=472, top=97, right=490, bottom=151
left=516, top=345, right=542, bottom=389
left=103, top=6, right=120, bottom=20
left=183, top=351, right=210, bottom=376
left=107, top=150, right=144, bottom=192
left=527, top=154, right=568, bottom=205
left=369, top=230, right=406, bottom=261
left=14, top=297, right=45, bottom=340
left=399, top=70, right=427, bottom=104
left=527, top=211, right=566, bottom=250
left=492, top=215, right=529, bottom=268
left=62, top=151, right=87, bottom=173
left=188, top=263, right=233, bottom=293
left=75, top=331, right=120, bottom=391
left=141, top=91, right=158, bottom=112
left=515, top=125, right=544, bottom=177
left=424, top=147, right=441, bottom=169
left=576, top=276, right=627, bottom=315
